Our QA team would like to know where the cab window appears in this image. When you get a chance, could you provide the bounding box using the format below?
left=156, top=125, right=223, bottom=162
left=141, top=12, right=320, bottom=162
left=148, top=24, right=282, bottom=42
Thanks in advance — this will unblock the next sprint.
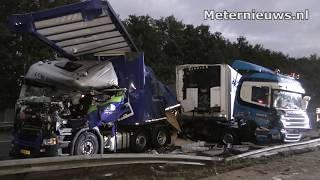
left=251, top=86, right=269, bottom=105
left=240, top=81, right=270, bottom=107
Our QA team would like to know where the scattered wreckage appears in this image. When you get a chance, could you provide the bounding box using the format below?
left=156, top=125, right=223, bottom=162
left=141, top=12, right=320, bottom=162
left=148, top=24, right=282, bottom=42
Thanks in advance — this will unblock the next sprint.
left=7, top=0, right=312, bottom=158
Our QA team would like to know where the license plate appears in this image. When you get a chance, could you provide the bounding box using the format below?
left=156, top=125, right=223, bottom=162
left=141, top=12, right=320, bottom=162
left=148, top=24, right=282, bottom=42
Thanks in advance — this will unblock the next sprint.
left=20, top=149, right=31, bottom=155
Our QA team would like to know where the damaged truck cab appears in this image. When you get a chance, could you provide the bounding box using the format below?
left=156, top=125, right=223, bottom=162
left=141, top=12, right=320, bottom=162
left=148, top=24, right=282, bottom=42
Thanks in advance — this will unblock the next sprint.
left=177, top=60, right=310, bottom=144
left=9, top=0, right=178, bottom=157
left=232, top=60, right=310, bottom=143
left=12, top=55, right=177, bottom=157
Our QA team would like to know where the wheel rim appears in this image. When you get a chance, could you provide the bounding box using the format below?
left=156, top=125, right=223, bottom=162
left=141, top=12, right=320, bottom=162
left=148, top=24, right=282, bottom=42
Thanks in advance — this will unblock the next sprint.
left=157, top=131, right=167, bottom=146
left=80, top=141, right=94, bottom=155
left=136, top=135, right=146, bottom=148
left=222, top=133, right=234, bottom=144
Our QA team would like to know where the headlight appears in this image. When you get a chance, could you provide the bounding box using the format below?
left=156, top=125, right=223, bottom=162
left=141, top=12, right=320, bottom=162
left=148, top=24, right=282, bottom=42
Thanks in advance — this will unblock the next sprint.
left=276, top=110, right=286, bottom=116
left=280, top=128, right=287, bottom=134
left=107, top=122, right=114, bottom=127
left=42, top=138, right=57, bottom=146
left=106, top=104, right=116, bottom=112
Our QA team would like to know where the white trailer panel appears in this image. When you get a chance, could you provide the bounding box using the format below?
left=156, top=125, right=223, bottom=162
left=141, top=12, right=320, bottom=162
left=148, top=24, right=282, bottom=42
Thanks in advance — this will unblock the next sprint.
left=176, top=64, right=241, bottom=120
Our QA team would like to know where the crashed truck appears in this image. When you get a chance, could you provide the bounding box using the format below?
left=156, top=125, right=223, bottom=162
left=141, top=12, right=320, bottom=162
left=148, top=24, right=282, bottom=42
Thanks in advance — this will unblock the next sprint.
left=177, top=61, right=311, bottom=144
left=8, top=0, right=179, bottom=157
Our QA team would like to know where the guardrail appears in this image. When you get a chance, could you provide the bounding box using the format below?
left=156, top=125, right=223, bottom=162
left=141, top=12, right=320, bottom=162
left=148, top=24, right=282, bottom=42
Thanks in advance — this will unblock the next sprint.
left=0, top=154, right=222, bottom=176
left=0, top=122, right=13, bottom=127
left=225, top=137, right=320, bottom=161
left=0, top=138, right=320, bottom=177
left=0, top=122, right=13, bottom=130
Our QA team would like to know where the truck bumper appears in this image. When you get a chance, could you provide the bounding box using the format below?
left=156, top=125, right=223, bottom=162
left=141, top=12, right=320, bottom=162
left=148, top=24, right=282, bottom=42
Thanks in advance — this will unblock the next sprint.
left=282, top=132, right=302, bottom=142
left=255, top=128, right=307, bottom=143
left=282, top=128, right=310, bottom=143
left=10, top=142, right=58, bottom=158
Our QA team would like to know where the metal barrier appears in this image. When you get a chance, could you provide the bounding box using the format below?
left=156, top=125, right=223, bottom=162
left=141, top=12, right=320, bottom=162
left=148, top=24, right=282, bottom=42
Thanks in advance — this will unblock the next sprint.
left=0, top=137, right=320, bottom=176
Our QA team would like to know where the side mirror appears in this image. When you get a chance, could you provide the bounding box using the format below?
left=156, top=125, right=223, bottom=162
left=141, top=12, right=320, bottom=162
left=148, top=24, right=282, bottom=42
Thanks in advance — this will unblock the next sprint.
left=302, top=96, right=311, bottom=110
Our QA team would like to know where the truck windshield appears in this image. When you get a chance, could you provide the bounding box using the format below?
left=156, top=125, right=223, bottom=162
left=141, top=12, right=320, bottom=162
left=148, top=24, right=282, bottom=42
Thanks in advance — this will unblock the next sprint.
left=273, top=90, right=302, bottom=110
left=19, top=84, right=61, bottom=98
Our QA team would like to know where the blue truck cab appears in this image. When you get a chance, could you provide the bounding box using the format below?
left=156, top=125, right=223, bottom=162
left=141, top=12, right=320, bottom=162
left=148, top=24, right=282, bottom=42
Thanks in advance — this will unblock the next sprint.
left=8, top=0, right=178, bottom=157
left=233, top=60, right=311, bottom=143
left=176, top=60, right=311, bottom=144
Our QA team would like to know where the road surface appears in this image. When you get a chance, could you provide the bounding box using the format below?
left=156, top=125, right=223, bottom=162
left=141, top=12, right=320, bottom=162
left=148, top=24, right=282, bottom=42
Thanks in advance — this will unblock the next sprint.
left=1, top=150, right=320, bottom=179
left=0, top=128, right=320, bottom=179
left=203, top=150, right=320, bottom=180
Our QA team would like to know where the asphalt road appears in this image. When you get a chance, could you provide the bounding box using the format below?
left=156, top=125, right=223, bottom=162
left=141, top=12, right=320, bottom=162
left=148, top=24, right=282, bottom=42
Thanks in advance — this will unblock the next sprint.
left=203, top=150, right=320, bottom=180
left=0, top=128, right=320, bottom=179
left=1, top=146, right=320, bottom=180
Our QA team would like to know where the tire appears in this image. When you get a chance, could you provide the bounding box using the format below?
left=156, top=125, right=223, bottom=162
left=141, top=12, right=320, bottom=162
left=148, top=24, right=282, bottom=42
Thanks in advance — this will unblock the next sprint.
left=131, top=131, right=148, bottom=152
left=221, top=130, right=238, bottom=145
left=154, top=127, right=171, bottom=147
left=74, top=132, right=99, bottom=155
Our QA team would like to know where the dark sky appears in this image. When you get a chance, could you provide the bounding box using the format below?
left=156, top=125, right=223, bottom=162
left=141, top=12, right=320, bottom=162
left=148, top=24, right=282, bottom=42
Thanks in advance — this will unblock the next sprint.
left=109, top=0, right=319, bottom=58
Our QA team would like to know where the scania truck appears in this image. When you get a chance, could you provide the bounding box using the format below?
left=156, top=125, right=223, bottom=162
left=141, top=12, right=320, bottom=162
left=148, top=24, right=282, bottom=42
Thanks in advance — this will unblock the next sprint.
left=176, top=61, right=311, bottom=144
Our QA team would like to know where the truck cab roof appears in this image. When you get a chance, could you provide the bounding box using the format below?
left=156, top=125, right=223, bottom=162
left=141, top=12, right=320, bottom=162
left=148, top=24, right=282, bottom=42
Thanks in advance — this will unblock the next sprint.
left=242, top=72, right=305, bottom=94
left=7, top=0, right=138, bottom=60
left=232, top=60, right=305, bottom=94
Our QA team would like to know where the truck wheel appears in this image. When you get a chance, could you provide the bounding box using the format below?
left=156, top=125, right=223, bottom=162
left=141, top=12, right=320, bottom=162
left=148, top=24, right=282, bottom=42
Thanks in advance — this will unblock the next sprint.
left=155, top=127, right=171, bottom=147
left=222, top=130, right=238, bottom=145
left=222, top=133, right=234, bottom=144
left=132, top=131, right=148, bottom=152
left=74, top=132, right=99, bottom=155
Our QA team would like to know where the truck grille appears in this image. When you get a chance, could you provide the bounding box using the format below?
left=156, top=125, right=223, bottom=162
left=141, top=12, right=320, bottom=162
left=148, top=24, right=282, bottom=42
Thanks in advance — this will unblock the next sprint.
left=285, top=118, right=305, bottom=122
left=280, top=110, right=310, bottom=142
left=281, top=111, right=310, bottom=129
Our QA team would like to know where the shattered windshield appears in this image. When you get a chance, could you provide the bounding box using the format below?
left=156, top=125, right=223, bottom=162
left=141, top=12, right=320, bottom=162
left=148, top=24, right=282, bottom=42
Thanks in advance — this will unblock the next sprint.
left=19, top=84, right=63, bottom=99
left=272, top=90, right=302, bottom=110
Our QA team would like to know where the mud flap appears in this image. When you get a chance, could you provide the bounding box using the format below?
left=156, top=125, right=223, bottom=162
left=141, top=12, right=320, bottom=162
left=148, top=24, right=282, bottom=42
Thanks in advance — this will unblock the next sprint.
left=165, top=111, right=181, bottom=132
left=165, top=109, right=182, bottom=146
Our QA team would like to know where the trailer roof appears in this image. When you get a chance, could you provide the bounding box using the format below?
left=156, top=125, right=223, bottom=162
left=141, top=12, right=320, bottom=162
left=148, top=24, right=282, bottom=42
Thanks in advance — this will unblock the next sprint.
left=8, top=0, right=138, bottom=60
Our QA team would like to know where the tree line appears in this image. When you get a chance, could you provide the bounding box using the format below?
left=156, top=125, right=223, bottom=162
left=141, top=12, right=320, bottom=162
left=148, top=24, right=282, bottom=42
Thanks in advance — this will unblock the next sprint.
left=0, top=0, right=319, bottom=114
left=124, top=15, right=320, bottom=113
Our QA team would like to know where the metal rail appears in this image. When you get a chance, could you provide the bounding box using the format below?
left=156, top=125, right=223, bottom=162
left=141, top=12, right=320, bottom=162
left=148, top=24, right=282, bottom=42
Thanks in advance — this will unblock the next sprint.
left=0, top=122, right=13, bottom=129
left=1, top=138, right=320, bottom=176
left=0, top=154, right=222, bottom=176
left=225, top=138, right=320, bottom=161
